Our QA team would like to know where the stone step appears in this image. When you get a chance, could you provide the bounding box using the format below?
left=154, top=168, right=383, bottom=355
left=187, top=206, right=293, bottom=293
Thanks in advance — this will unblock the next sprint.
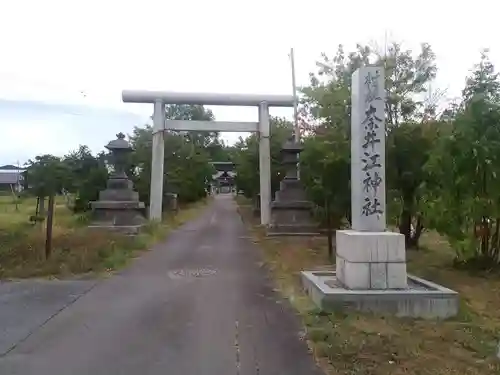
left=87, top=224, right=143, bottom=235
left=267, top=224, right=319, bottom=236
left=271, top=201, right=314, bottom=209
left=90, top=201, right=145, bottom=210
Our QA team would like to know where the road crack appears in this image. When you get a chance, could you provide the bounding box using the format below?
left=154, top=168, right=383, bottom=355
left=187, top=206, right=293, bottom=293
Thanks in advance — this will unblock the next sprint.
left=0, top=281, right=98, bottom=357
left=235, top=320, right=241, bottom=375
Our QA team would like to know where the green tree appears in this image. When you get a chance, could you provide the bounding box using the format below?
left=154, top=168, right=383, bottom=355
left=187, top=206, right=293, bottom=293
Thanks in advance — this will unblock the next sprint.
left=386, top=122, right=437, bottom=248
left=233, top=117, right=293, bottom=199
left=166, top=104, right=218, bottom=148
left=298, top=45, right=359, bottom=228
left=303, top=42, right=438, bottom=129
left=62, top=145, right=108, bottom=212
left=300, top=42, right=439, bottom=248
left=129, top=104, right=216, bottom=206
left=207, top=138, right=233, bottom=162
left=380, top=42, right=438, bottom=127
left=426, top=50, right=500, bottom=267
left=300, top=125, right=350, bottom=228
left=25, top=155, right=70, bottom=216
left=233, top=135, right=259, bottom=198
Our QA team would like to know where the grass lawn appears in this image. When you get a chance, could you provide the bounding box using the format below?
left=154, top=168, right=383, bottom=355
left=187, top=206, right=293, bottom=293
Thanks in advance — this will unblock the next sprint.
left=0, top=194, right=209, bottom=279
left=236, top=196, right=500, bottom=375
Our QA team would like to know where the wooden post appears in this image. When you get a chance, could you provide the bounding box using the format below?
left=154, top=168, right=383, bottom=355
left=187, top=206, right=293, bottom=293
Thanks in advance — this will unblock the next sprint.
left=39, top=196, right=46, bottom=217
left=10, top=184, right=18, bottom=211
left=325, top=195, right=333, bottom=260
left=45, top=195, right=55, bottom=259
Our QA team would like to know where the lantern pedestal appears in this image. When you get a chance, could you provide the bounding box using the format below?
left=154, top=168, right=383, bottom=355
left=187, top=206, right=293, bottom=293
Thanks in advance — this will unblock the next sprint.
left=267, top=138, right=318, bottom=236
left=89, top=133, right=146, bottom=235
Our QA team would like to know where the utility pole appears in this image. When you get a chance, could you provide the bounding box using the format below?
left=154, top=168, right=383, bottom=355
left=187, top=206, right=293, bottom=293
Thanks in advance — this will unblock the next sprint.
left=384, top=29, right=388, bottom=65
left=289, top=48, right=300, bottom=179
left=14, top=160, right=20, bottom=211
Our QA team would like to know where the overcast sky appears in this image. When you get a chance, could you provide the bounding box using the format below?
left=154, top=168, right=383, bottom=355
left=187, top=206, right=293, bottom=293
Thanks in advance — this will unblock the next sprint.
left=0, top=0, right=498, bottom=164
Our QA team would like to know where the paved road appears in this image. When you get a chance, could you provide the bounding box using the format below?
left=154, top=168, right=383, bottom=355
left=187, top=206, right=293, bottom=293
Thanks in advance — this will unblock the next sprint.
left=0, top=279, right=96, bottom=355
left=0, top=195, right=323, bottom=375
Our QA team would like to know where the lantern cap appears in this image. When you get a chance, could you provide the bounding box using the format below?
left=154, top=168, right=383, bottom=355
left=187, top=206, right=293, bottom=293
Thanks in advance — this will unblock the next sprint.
left=280, top=136, right=303, bottom=154
left=105, top=132, right=132, bottom=151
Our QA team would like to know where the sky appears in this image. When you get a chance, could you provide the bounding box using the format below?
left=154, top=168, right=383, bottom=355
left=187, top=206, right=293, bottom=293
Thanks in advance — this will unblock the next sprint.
left=0, top=0, right=498, bottom=165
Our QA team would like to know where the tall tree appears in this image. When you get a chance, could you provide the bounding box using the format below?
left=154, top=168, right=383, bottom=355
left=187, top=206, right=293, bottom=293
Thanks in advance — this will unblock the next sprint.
left=426, top=50, right=500, bottom=267
left=165, top=104, right=218, bottom=148
left=300, top=41, right=440, bottom=247
left=233, top=117, right=293, bottom=198
left=129, top=104, right=216, bottom=206
left=62, top=145, right=108, bottom=212
left=378, top=42, right=438, bottom=127
left=25, top=155, right=70, bottom=216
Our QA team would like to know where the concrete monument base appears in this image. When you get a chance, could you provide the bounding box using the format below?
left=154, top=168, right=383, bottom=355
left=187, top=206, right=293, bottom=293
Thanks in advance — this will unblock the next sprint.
left=302, top=229, right=460, bottom=318
left=267, top=200, right=319, bottom=236
left=336, top=230, right=407, bottom=289
left=89, top=178, right=146, bottom=233
left=301, top=271, right=459, bottom=319
left=89, top=190, right=146, bottom=235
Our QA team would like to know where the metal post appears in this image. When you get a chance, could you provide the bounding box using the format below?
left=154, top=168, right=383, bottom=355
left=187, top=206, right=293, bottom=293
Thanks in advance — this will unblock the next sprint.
left=290, top=48, right=300, bottom=179
left=258, top=102, right=271, bottom=226
left=149, top=100, right=165, bottom=221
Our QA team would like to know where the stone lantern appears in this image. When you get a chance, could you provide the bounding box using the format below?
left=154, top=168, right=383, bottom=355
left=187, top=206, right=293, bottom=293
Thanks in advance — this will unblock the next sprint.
left=281, top=137, right=302, bottom=180
left=267, top=136, right=318, bottom=236
left=106, top=132, right=132, bottom=180
left=89, top=133, right=146, bottom=234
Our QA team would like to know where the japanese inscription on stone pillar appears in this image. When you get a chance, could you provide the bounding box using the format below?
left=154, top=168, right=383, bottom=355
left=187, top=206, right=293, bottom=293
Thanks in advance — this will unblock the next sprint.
left=351, top=66, right=386, bottom=232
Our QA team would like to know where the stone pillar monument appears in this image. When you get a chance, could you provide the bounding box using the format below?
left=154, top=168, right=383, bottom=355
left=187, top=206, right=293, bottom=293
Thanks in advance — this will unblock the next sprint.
left=89, top=133, right=146, bottom=234
left=336, top=66, right=407, bottom=289
left=267, top=137, right=318, bottom=236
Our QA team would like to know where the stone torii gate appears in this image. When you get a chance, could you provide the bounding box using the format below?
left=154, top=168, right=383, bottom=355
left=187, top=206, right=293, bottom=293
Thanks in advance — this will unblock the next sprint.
left=121, top=90, right=295, bottom=226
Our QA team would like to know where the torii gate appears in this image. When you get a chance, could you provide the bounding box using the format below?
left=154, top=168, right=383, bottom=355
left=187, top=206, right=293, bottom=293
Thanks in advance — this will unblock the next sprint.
left=121, top=90, right=295, bottom=226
